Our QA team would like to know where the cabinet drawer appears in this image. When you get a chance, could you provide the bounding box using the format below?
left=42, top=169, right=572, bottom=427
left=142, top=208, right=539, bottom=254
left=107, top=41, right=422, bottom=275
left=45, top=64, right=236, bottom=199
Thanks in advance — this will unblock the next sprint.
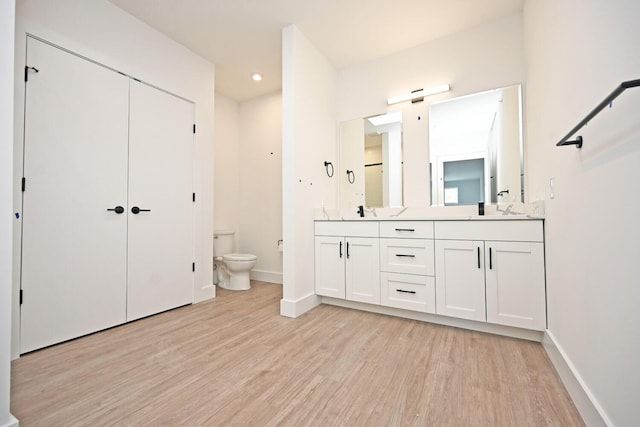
left=379, top=221, right=433, bottom=239
left=381, top=273, right=435, bottom=313
left=434, top=220, right=543, bottom=242
left=315, top=221, right=379, bottom=237
left=380, top=238, right=434, bottom=276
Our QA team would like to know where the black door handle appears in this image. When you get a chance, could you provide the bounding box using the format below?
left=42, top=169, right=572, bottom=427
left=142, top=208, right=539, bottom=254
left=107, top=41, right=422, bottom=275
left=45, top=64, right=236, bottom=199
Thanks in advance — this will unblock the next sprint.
left=346, top=241, right=350, bottom=259
left=339, top=241, right=343, bottom=258
left=107, top=206, right=124, bottom=214
left=477, top=247, right=481, bottom=269
left=131, top=206, right=151, bottom=214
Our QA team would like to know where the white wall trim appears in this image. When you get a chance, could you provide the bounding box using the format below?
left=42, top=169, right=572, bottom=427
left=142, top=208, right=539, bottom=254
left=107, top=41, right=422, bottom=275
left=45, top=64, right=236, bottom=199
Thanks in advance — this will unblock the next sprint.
left=322, top=297, right=544, bottom=342
left=542, top=331, right=609, bottom=427
left=195, top=283, right=215, bottom=303
left=251, top=269, right=283, bottom=285
left=0, top=414, right=19, bottom=427
left=280, top=293, right=321, bottom=318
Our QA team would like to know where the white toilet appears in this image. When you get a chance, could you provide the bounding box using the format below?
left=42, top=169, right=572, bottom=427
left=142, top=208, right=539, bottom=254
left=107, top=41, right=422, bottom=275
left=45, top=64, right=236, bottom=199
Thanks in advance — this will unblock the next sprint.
left=214, top=230, right=257, bottom=291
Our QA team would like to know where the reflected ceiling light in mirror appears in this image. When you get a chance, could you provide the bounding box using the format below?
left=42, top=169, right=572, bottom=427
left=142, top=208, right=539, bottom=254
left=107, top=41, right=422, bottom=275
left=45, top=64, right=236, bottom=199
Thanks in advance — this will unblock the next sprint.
left=367, top=111, right=402, bottom=126
left=387, top=84, right=450, bottom=105
left=251, top=72, right=263, bottom=81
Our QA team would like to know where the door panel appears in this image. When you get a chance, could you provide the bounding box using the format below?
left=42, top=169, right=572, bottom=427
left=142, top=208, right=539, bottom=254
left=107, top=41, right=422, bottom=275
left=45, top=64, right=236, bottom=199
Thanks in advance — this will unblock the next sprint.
left=435, top=240, right=486, bottom=321
left=345, top=237, right=380, bottom=304
left=485, top=241, right=546, bottom=330
left=20, top=38, right=129, bottom=353
left=127, top=81, right=194, bottom=321
left=314, top=236, right=345, bottom=298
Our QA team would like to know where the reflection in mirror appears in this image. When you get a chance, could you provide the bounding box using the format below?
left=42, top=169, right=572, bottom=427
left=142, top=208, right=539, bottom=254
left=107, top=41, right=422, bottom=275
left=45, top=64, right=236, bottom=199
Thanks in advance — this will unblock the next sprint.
left=429, top=85, right=523, bottom=206
left=340, top=112, right=403, bottom=208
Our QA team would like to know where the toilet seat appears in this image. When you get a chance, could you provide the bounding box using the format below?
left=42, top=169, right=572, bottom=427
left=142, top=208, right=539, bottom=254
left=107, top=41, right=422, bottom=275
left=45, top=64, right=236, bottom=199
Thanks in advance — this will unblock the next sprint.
left=223, top=253, right=257, bottom=262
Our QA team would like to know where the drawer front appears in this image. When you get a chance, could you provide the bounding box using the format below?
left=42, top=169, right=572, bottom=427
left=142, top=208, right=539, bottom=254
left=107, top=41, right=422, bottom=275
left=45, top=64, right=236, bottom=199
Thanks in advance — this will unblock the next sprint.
left=434, top=220, right=543, bottom=242
left=380, top=238, right=434, bottom=276
left=379, top=221, right=433, bottom=239
left=315, top=220, right=379, bottom=238
left=381, top=273, right=435, bottom=313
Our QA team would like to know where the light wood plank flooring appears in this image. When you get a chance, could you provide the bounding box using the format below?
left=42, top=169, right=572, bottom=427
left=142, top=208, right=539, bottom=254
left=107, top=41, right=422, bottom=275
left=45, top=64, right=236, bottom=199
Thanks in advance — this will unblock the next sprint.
left=12, top=281, right=584, bottom=426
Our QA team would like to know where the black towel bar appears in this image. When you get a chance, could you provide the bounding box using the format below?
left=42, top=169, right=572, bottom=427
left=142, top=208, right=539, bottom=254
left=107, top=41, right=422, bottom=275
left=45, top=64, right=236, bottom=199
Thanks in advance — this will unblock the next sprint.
left=556, top=79, right=640, bottom=148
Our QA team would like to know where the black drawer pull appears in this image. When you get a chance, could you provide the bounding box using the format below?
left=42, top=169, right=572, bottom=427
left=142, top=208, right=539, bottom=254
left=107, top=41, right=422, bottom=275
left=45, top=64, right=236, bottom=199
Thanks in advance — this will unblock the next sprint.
left=396, top=289, right=417, bottom=294
left=395, top=228, right=415, bottom=232
left=395, top=254, right=416, bottom=258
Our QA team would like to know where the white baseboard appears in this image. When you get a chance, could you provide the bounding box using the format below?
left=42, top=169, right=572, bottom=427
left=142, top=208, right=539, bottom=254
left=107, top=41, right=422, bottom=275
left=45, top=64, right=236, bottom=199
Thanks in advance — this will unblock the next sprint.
left=251, top=269, right=283, bottom=285
left=280, top=293, right=321, bottom=318
left=542, top=331, right=610, bottom=427
left=1, top=414, right=19, bottom=427
left=322, top=297, right=544, bottom=342
left=194, top=283, right=216, bottom=303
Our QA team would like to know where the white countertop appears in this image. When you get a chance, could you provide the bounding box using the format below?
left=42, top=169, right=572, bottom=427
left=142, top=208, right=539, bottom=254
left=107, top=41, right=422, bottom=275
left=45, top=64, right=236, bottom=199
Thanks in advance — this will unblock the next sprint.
left=314, top=202, right=545, bottom=221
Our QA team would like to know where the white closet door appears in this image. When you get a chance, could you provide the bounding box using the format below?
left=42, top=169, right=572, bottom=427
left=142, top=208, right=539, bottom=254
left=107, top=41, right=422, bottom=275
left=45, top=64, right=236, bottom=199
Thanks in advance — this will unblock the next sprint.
left=127, top=81, right=194, bottom=321
left=20, top=38, right=129, bottom=353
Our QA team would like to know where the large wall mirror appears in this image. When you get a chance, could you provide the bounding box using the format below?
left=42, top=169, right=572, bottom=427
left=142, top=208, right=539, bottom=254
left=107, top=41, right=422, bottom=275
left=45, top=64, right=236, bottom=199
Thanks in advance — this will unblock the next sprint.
left=429, top=84, right=524, bottom=206
left=340, top=112, right=403, bottom=208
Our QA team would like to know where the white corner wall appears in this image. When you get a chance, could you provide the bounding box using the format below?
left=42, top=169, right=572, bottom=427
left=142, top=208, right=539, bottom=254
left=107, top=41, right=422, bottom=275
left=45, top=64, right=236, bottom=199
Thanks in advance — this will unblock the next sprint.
left=1, top=1, right=19, bottom=425
left=281, top=25, right=338, bottom=316
left=214, top=93, right=241, bottom=245
left=524, top=1, right=640, bottom=426
left=238, top=92, right=283, bottom=284
left=13, top=0, right=216, bottom=358
left=337, top=13, right=525, bottom=207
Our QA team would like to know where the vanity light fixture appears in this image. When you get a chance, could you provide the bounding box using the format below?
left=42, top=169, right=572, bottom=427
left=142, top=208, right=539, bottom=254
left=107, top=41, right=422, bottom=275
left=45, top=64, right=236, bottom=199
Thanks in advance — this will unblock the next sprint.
left=251, top=72, right=263, bottom=82
left=387, top=84, right=450, bottom=105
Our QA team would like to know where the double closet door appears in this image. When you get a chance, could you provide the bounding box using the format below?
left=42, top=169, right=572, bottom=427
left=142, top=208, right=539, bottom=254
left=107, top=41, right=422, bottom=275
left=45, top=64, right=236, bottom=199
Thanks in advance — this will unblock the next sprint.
left=20, top=37, right=194, bottom=353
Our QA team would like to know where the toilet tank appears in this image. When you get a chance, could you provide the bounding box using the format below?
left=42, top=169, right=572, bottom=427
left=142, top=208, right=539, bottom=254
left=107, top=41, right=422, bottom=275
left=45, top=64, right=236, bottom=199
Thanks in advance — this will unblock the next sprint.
left=214, top=230, right=235, bottom=256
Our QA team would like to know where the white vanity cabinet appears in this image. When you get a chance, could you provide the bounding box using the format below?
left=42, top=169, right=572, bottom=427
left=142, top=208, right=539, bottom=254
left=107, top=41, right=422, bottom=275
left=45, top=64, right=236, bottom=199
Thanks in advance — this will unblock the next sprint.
left=379, top=221, right=436, bottom=313
left=314, top=221, right=380, bottom=304
left=434, top=220, right=546, bottom=331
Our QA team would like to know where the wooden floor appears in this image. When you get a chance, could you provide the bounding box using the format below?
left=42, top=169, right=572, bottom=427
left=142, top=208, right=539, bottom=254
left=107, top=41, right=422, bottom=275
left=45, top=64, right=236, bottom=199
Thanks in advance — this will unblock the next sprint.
left=11, top=281, right=584, bottom=426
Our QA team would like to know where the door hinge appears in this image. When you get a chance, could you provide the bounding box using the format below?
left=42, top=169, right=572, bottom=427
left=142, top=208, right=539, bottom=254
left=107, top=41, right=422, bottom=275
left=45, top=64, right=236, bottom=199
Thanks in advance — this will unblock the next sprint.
left=21, top=177, right=26, bottom=192
left=193, top=124, right=196, bottom=134
left=24, top=66, right=39, bottom=82
left=20, top=289, right=23, bottom=305
left=192, top=262, right=195, bottom=272
left=192, top=193, right=196, bottom=202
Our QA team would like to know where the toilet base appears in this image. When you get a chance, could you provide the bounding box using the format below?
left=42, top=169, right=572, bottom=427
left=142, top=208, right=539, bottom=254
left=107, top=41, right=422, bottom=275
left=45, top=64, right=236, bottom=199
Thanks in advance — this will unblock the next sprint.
left=218, top=271, right=251, bottom=291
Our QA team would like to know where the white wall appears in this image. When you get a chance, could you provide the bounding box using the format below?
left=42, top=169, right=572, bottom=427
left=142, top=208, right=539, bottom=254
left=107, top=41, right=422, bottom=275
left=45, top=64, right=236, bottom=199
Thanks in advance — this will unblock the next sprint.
left=337, top=13, right=525, bottom=207
left=281, top=25, right=338, bottom=316
left=214, top=93, right=241, bottom=246
left=1, top=0, right=19, bottom=424
left=238, top=92, right=283, bottom=283
left=13, top=0, right=216, bottom=357
left=524, top=1, right=640, bottom=426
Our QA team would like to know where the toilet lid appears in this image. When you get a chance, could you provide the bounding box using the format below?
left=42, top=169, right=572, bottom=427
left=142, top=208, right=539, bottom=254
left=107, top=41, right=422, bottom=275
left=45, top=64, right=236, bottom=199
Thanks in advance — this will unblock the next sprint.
left=223, top=253, right=257, bottom=262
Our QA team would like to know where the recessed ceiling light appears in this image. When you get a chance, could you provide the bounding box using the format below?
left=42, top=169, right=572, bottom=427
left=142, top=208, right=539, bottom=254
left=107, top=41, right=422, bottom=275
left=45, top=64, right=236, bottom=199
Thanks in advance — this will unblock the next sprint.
left=251, top=72, right=263, bottom=82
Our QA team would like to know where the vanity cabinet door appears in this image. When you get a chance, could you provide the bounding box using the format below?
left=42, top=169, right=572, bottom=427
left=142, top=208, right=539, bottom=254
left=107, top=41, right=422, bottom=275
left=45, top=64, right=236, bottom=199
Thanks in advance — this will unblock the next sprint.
left=485, top=241, right=546, bottom=330
left=345, top=237, right=380, bottom=304
left=314, top=236, right=346, bottom=299
left=435, top=240, right=486, bottom=321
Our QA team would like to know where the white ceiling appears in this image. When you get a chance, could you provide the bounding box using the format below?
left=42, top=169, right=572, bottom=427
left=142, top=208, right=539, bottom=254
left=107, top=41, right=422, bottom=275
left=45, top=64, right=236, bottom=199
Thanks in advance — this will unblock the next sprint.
left=108, top=0, right=524, bottom=102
